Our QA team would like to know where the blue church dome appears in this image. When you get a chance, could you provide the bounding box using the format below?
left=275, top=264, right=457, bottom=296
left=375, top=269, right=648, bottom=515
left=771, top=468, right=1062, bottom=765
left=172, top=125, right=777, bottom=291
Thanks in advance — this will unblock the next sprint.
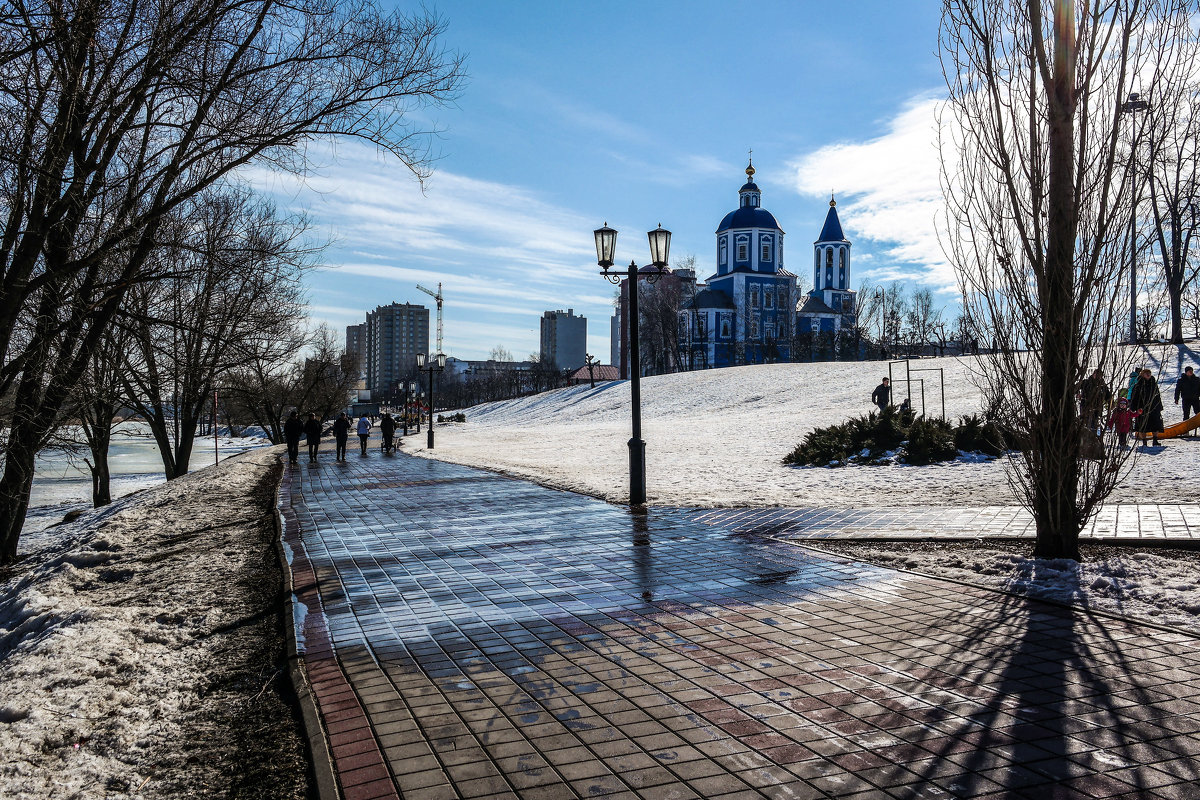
left=717, top=206, right=782, bottom=232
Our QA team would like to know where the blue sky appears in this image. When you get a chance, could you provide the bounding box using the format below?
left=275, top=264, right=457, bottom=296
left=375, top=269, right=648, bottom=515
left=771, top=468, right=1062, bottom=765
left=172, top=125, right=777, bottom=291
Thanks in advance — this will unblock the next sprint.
left=254, top=1, right=951, bottom=362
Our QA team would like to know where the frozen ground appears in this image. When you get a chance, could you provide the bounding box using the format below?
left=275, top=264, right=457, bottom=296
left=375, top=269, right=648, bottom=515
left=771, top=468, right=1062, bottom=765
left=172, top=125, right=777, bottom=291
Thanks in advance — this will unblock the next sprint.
left=405, top=347, right=1200, bottom=507
left=0, top=446, right=307, bottom=800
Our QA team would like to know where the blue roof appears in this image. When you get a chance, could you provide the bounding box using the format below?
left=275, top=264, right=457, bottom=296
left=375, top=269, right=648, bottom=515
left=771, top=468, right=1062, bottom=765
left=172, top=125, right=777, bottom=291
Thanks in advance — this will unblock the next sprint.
left=718, top=206, right=782, bottom=232
left=817, top=203, right=846, bottom=242
left=739, top=181, right=760, bottom=193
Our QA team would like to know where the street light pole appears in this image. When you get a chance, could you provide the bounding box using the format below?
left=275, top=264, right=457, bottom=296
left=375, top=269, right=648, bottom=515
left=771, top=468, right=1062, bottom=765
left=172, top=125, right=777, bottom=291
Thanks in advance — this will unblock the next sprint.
left=416, top=353, right=446, bottom=449
left=594, top=223, right=671, bottom=506
left=1120, top=92, right=1151, bottom=344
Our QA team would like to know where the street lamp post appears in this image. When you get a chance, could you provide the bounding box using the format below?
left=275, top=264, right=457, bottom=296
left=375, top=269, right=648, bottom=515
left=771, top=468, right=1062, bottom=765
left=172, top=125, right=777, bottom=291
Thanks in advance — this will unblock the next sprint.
left=416, top=353, right=446, bottom=449
left=594, top=223, right=671, bottom=506
left=1120, top=92, right=1151, bottom=344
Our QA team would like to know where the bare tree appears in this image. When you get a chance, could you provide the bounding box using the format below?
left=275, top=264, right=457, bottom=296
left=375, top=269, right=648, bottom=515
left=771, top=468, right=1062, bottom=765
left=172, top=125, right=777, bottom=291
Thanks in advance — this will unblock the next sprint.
left=120, top=190, right=309, bottom=479
left=1137, top=15, right=1200, bottom=342
left=939, top=0, right=1173, bottom=559
left=0, top=0, right=463, bottom=561
left=905, top=288, right=943, bottom=356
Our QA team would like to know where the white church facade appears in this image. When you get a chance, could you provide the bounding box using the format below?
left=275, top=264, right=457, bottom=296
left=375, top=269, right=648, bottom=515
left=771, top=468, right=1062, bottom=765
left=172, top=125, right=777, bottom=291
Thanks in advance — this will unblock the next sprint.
left=680, top=160, right=857, bottom=369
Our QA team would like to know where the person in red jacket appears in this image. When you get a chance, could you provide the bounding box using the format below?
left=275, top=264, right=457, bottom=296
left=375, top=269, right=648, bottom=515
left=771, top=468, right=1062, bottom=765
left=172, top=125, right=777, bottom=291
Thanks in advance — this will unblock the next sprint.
left=1107, top=398, right=1140, bottom=449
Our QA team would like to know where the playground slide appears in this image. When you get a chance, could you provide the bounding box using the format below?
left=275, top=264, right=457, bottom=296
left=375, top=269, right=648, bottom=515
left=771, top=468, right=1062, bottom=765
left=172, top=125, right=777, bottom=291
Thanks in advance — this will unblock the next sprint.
left=1136, top=413, right=1200, bottom=440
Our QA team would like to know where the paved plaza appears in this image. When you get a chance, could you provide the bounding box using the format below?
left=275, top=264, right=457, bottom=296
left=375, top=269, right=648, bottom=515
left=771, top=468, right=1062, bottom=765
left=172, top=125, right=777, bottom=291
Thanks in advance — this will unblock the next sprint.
left=277, top=447, right=1200, bottom=800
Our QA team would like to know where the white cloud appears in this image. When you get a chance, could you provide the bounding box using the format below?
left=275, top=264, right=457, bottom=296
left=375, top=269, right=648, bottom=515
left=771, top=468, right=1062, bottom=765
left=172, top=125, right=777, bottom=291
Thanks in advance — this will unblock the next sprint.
left=789, top=93, right=956, bottom=293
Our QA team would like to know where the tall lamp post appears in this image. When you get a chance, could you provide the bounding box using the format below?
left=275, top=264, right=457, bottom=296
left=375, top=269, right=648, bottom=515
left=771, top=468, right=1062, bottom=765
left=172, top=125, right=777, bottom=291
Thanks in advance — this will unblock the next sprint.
left=401, top=380, right=416, bottom=435
left=594, top=223, right=671, bottom=506
left=416, top=352, right=446, bottom=449
left=1120, top=91, right=1151, bottom=344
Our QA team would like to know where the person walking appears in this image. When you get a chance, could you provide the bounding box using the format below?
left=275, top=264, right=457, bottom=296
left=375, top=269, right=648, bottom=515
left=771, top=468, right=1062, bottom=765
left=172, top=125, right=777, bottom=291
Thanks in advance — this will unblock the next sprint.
left=1106, top=398, right=1140, bottom=449
left=1078, top=369, right=1111, bottom=431
left=871, top=377, right=891, bottom=413
left=303, top=412, right=322, bottom=462
left=356, top=413, right=372, bottom=456
left=1130, top=368, right=1164, bottom=447
left=380, top=412, right=396, bottom=453
left=1174, top=366, right=1200, bottom=437
left=332, top=412, right=350, bottom=461
left=283, top=410, right=304, bottom=464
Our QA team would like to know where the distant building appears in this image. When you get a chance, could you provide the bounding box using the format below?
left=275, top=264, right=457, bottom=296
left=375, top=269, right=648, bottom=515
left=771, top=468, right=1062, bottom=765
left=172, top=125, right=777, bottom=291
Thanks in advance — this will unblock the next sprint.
left=345, top=324, right=365, bottom=364
left=566, top=363, right=619, bottom=386
left=610, top=314, right=621, bottom=368
left=796, top=197, right=857, bottom=336
left=540, top=308, right=587, bottom=371
left=363, top=302, right=429, bottom=399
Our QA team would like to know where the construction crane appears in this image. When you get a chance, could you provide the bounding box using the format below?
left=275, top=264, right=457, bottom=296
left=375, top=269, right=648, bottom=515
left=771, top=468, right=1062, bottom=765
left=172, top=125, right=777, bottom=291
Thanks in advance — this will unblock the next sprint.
left=416, top=282, right=444, bottom=356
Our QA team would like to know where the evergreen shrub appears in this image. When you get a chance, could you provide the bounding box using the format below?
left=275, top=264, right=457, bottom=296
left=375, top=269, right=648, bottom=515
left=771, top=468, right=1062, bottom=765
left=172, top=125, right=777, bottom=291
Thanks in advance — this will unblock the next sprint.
left=783, top=407, right=1010, bottom=467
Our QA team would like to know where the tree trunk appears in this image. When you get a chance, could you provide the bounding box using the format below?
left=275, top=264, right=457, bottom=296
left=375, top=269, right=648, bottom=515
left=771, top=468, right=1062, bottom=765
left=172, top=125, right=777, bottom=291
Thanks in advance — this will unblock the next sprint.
left=83, top=398, right=115, bottom=507
left=0, top=420, right=39, bottom=564
left=1032, top=0, right=1082, bottom=561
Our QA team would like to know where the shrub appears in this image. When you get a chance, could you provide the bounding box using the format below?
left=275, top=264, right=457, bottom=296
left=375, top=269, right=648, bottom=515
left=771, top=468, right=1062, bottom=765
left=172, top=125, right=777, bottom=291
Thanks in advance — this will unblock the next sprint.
left=437, top=412, right=466, bottom=423
left=953, top=414, right=1007, bottom=456
left=902, top=417, right=957, bottom=465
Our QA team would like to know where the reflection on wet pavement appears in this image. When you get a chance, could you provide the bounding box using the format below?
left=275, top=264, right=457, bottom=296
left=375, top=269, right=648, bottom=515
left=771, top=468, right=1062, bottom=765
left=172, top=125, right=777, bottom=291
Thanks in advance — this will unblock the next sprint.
left=283, top=450, right=1200, bottom=800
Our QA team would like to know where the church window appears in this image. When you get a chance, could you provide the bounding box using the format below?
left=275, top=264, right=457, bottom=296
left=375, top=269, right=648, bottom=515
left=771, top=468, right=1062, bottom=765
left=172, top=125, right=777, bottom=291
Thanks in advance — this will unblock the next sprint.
left=765, top=287, right=774, bottom=308
left=719, top=238, right=727, bottom=266
left=765, top=323, right=775, bottom=340
left=736, top=237, right=748, bottom=261
left=761, top=242, right=771, bottom=262
left=750, top=287, right=760, bottom=308
left=696, top=314, right=706, bottom=338
left=751, top=314, right=760, bottom=338
left=720, top=316, right=731, bottom=338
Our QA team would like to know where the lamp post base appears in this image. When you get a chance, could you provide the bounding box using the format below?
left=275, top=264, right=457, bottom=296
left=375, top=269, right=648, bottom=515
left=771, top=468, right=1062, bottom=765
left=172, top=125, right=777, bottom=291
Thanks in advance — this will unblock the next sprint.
left=628, top=437, right=647, bottom=505
left=428, top=428, right=435, bottom=450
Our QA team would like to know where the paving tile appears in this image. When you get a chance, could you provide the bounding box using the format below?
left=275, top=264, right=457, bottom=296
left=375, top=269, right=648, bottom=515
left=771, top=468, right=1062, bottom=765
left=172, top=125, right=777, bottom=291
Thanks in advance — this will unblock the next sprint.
left=280, top=448, right=1200, bottom=800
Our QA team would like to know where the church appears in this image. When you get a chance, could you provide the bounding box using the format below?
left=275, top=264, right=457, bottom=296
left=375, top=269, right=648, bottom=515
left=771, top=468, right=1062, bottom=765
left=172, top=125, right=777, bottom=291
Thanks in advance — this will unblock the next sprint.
left=680, top=159, right=857, bottom=369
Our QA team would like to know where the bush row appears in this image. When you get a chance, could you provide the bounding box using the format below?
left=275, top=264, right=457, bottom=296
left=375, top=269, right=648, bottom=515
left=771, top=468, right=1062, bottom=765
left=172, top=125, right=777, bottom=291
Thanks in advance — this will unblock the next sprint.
left=783, top=408, right=1010, bottom=467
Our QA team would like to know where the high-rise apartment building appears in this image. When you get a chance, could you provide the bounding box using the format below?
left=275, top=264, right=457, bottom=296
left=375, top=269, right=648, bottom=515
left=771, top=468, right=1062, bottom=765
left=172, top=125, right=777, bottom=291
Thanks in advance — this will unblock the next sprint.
left=540, top=309, right=587, bottom=371
left=345, top=324, right=365, bottom=364
left=363, top=302, right=429, bottom=399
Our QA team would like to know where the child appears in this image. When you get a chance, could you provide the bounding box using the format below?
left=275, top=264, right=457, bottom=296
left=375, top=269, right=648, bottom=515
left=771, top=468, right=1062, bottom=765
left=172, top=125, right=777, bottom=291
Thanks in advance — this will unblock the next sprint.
left=1107, top=398, right=1140, bottom=449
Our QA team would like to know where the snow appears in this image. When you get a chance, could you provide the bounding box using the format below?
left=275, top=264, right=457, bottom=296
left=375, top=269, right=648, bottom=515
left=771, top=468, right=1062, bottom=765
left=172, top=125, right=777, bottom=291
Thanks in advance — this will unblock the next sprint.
left=0, top=447, right=288, bottom=799
left=403, top=348, right=1200, bottom=507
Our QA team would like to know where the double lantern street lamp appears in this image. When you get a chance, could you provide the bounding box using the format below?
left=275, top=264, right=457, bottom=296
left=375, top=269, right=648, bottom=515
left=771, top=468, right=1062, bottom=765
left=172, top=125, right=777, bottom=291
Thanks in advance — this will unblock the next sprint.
left=416, top=352, right=446, bottom=449
left=400, top=380, right=417, bottom=436
left=594, top=222, right=671, bottom=506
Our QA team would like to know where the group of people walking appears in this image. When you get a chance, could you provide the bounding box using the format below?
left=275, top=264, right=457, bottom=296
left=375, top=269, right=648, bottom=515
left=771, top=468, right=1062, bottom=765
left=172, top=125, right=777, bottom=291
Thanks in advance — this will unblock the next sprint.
left=282, top=411, right=401, bottom=464
left=1085, top=365, right=1199, bottom=448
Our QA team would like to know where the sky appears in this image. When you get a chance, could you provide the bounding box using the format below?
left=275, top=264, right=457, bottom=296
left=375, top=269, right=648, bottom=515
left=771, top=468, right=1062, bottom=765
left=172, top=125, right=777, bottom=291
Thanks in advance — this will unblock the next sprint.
left=252, top=1, right=951, bottom=362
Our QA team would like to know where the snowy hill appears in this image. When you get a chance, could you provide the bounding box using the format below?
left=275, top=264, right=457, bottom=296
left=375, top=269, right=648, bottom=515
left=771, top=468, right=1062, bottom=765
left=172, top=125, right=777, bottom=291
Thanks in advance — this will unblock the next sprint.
left=405, top=348, right=1200, bottom=507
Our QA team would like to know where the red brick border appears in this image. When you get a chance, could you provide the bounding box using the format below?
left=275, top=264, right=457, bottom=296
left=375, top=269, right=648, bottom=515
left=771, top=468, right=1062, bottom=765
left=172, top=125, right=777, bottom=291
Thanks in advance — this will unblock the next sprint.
left=278, top=464, right=399, bottom=800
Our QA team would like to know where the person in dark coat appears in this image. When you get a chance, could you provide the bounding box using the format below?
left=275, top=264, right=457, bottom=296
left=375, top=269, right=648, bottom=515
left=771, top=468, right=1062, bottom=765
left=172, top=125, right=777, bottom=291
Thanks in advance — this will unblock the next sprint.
left=1174, top=366, right=1200, bottom=436
left=283, top=410, right=304, bottom=464
left=332, top=412, right=350, bottom=461
left=304, top=412, right=322, bottom=462
left=380, top=412, right=396, bottom=453
left=871, top=377, right=891, bottom=413
left=1078, top=369, right=1111, bottom=430
left=1130, top=368, right=1164, bottom=446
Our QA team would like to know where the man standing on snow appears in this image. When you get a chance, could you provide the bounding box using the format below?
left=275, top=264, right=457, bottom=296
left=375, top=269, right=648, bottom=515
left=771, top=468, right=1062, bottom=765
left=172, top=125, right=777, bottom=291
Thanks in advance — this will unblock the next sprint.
left=1175, top=365, right=1200, bottom=435
left=871, top=377, right=891, bottom=413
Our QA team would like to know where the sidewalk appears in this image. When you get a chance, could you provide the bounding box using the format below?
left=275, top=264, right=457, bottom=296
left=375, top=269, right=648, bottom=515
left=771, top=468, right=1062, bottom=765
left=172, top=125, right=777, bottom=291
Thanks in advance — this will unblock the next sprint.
left=679, top=505, right=1200, bottom=544
left=278, top=448, right=1200, bottom=800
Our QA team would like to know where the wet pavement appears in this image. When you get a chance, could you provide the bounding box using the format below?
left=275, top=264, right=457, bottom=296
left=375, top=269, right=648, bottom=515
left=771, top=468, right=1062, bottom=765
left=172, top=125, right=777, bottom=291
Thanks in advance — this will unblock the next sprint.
left=279, top=449, right=1200, bottom=800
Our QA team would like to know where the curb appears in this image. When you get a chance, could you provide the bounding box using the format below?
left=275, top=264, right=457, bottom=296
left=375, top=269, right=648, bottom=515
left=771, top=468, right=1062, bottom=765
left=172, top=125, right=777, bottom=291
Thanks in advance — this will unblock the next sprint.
left=275, top=459, right=401, bottom=800
left=273, top=458, right=342, bottom=800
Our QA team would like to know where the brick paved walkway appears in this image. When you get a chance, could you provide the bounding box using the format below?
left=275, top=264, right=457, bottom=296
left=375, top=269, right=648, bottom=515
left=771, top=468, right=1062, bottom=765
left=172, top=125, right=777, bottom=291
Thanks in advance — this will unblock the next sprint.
left=678, top=505, right=1200, bottom=543
left=279, top=450, right=1200, bottom=800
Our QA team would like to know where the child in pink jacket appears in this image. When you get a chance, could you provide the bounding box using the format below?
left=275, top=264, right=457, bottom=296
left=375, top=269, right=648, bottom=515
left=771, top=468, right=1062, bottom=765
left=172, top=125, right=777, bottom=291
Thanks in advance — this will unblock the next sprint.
left=1107, top=398, right=1140, bottom=448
